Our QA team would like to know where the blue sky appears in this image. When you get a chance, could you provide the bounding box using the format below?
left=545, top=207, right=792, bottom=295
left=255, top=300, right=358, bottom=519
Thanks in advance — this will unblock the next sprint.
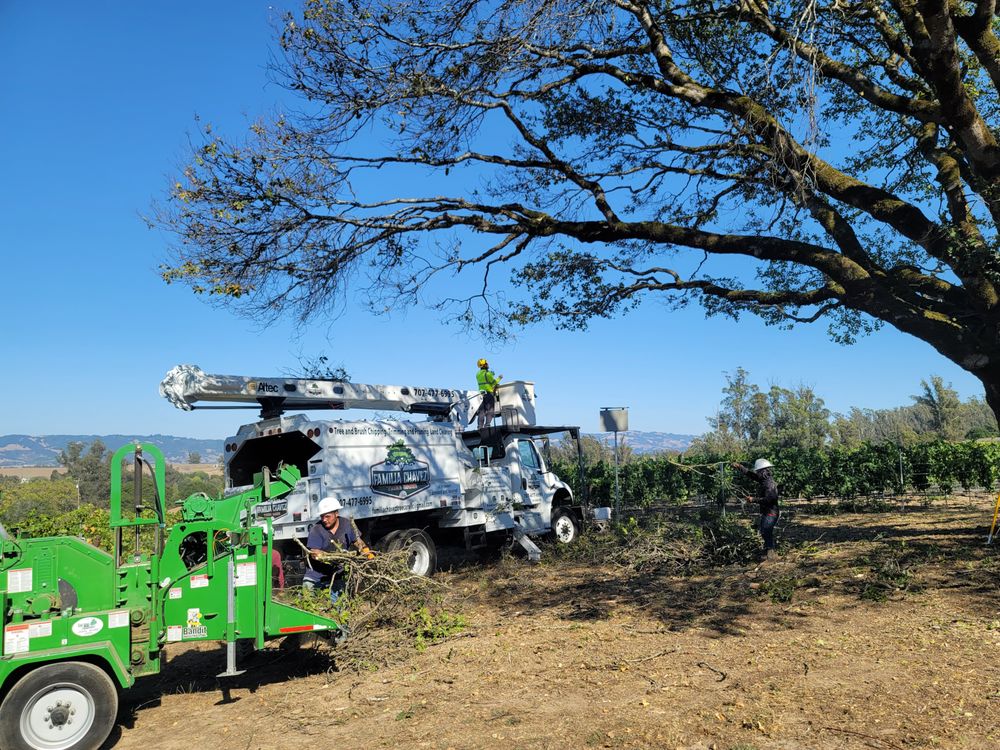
left=0, top=1, right=989, bottom=442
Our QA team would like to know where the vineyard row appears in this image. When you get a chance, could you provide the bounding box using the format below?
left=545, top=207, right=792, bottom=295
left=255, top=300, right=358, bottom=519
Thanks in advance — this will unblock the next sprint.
left=551, top=440, right=1000, bottom=506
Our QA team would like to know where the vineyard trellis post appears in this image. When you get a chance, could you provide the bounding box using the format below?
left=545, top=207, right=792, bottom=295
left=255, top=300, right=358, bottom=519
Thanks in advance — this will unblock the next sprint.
left=717, top=462, right=727, bottom=517
left=898, top=445, right=904, bottom=498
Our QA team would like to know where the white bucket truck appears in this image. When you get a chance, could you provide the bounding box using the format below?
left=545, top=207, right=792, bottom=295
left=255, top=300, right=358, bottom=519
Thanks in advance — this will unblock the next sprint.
left=160, top=365, right=588, bottom=575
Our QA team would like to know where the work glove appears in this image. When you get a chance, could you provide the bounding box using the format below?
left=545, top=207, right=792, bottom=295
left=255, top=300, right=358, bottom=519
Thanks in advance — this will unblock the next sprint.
left=353, top=539, right=376, bottom=560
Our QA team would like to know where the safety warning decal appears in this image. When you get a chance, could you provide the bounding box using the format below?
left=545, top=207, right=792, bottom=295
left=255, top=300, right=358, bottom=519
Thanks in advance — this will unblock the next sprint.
left=190, top=574, right=209, bottom=589
left=7, top=568, right=32, bottom=594
left=234, top=562, right=257, bottom=587
left=108, top=610, right=129, bottom=629
left=169, top=588, right=183, bottom=600
left=28, top=621, right=52, bottom=638
left=4, top=624, right=29, bottom=654
left=167, top=625, right=182, bottom=642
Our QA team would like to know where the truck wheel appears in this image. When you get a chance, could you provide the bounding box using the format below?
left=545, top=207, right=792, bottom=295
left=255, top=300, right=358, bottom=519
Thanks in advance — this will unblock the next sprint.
left=551, top=508, right=579, bottom=544
left=0, top=661, right=118, bottom=750
left=374, top=530, right=402, bottom=552
left=388, top=529, right=437, bottom=576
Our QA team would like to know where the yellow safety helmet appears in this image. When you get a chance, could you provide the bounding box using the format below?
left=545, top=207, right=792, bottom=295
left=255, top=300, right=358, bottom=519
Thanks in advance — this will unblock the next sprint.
left=477, top=358, right=488, bottom=368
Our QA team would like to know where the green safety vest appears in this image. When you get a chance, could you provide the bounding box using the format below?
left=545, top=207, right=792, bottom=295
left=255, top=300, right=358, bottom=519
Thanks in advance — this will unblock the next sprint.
left=476, top=368, right=499, bottom=393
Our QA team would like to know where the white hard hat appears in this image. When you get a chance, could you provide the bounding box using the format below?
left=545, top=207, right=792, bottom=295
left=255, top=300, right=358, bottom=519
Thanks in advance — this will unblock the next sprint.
left=752, top=458, right=773, bottom=472
left=317, top=497, right=342, bottom=515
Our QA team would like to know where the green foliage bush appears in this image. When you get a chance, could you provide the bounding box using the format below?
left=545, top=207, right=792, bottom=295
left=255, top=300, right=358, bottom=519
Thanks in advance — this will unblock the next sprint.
left=3, top=504, right=114, bottom=552
left=407, top=606, right=467, bottom=651
left=759, top=575, right=798, bottom=604
left=551, top=439, right=1000, bottom=507
left=0, top=476, right=81, bottom=524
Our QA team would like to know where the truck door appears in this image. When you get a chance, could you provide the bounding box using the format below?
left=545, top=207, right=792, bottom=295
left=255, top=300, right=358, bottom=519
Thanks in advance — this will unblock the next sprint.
left=515, top=439, right=545, bottom=506
left=512, top=439, right=550, bottom=534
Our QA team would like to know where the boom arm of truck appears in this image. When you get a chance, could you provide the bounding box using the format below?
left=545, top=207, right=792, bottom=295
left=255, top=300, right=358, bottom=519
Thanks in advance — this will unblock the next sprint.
left=160, top=364, right=477, bottom=420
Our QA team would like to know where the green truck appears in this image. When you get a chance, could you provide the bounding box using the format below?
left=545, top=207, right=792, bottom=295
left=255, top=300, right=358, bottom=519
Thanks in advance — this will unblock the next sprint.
left=0, top=443, right=343, bottom=750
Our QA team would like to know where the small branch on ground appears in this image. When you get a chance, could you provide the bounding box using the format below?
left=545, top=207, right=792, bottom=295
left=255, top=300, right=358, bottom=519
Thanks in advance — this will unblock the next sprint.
left=696, top=661, right=728, bottom=682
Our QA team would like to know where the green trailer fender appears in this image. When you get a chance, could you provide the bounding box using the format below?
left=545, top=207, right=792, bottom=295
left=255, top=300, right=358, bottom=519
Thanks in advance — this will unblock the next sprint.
left=0, top=640, right=133, bottom=697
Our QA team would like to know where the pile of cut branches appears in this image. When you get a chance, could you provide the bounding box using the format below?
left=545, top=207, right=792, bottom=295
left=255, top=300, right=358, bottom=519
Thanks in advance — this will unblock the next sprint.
left=309, top=546, right=441, bottom=623
left=276, top=544, right=464, bottom=672
left=604, top=527, right=705, bottom=575
left=555, top=510, right=761, bottom=574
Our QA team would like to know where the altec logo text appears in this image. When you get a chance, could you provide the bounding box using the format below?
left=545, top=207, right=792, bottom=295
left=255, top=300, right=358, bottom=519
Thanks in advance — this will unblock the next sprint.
left=249, top=382, right=281, bottom=395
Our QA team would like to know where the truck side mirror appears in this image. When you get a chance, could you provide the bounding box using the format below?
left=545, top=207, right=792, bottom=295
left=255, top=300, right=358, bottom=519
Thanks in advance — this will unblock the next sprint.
left=521, top=477, right=527, bottom=491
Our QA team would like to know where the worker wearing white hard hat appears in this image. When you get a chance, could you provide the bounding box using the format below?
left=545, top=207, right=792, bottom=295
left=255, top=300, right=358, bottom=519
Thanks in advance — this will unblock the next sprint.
left=731, top=458, right=781, bottom=560
left=302, top=496, right=374, bottom=600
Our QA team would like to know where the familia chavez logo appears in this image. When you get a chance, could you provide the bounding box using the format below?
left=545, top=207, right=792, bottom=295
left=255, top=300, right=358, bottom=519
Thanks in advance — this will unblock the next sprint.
left=370, top=440, right=430, bottom=499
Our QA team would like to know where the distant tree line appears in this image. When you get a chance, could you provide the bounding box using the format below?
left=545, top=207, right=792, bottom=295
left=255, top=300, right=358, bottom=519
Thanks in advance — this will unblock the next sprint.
left=547, top=372, right=1000, bottom=507
left=692, top=369, right=997, bottom=455
left=0, top=440, right=223, bottom=529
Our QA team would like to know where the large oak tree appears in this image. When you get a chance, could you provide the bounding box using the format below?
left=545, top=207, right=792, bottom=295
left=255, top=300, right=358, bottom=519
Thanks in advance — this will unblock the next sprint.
left=159, top=0, right=1000, bottom=416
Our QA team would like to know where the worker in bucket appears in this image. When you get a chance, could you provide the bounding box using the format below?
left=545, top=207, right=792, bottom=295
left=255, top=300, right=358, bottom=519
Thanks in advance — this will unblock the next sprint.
left=474, top=358, right=503, bottom=430
left=303, top=497, right=375, bottom=601
left=731, top=458, right=780, bottom=560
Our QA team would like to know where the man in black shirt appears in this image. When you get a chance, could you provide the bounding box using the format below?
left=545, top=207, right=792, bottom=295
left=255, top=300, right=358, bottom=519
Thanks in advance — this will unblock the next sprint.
left=732, top=458, right=780, bottom=559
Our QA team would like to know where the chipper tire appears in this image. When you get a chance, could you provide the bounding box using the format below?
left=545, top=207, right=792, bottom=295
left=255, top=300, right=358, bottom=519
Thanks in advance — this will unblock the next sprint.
left=550, top=508, right=580, bottom=545
left=387, top=529, right=437, bottom=577
left=0, top=661, right=118, bottom=750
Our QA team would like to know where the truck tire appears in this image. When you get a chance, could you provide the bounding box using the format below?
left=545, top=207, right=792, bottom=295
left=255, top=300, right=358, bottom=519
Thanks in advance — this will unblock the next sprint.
left=550, top=508, right=580, bottom=544
left=374, top=530, right=402, bottom=553
left=388, top=529, right=437, bottom=576
left=0, top=661, right=118, bottom=750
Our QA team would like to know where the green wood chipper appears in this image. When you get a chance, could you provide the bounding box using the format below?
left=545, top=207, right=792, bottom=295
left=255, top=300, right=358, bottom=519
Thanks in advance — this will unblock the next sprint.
left=0, top=443, right=343, bottom=750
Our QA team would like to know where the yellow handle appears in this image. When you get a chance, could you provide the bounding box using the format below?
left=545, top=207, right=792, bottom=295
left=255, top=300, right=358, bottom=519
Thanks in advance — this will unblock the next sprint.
left=989, top=493, right=1000, bottom=543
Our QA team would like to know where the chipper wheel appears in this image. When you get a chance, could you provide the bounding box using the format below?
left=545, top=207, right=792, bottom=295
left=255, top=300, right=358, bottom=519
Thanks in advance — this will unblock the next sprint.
left=0, top=661, right=118, bottom=750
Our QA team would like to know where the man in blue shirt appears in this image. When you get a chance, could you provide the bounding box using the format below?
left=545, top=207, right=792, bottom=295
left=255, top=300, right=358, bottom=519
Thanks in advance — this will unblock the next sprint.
left=303, top=497, right=374, bottom=600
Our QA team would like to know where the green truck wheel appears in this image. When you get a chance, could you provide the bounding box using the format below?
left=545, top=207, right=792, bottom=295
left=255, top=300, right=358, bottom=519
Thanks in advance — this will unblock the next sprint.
left=0, top=661, right=118, bottom=750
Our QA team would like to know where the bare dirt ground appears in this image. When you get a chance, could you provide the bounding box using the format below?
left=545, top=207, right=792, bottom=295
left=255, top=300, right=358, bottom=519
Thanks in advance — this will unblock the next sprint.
left=106, top=498, right=1000, bottom=750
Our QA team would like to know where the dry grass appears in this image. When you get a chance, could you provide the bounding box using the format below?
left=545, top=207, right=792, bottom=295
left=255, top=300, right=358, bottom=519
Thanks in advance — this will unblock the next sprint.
left=0, top=466, right=60, bottom=479
left=0, top=463, right=221, bottom=480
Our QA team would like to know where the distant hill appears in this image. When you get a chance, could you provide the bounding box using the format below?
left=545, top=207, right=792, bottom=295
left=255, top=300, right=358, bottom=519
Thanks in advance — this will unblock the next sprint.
left=588, top=431, right=697, bottom=454
left=0, top=429, right=696, bottom=468
left=0, top=435, right=223, bottom=467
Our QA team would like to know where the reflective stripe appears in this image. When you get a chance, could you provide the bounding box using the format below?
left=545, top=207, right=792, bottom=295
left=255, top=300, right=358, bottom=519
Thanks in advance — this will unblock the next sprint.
left=476, top=369, right=499, bottom=393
